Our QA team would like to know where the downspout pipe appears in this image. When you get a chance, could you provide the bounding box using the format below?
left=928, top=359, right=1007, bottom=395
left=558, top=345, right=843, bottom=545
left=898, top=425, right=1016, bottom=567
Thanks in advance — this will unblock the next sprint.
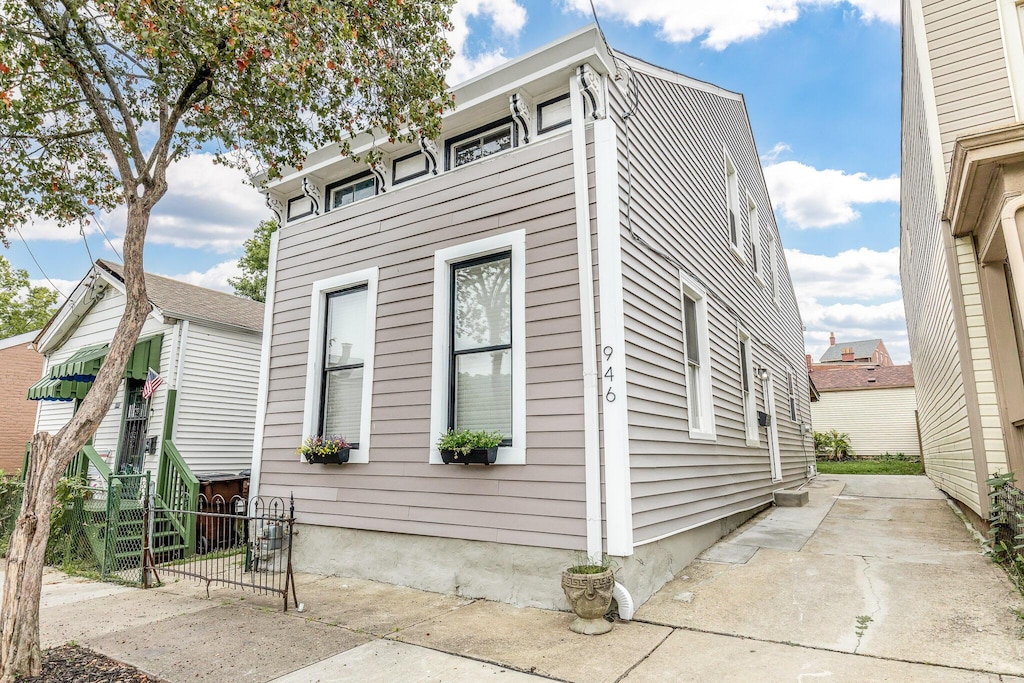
left=570, top=67, right=604, bottom=562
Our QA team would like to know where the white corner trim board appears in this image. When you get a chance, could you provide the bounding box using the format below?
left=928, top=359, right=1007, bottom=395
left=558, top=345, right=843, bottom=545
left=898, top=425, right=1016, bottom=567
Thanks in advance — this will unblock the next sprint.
left=594, top=116, right=634, bottom=557
left=570, top=68, right=604, bottom=561
left=428, top=230, right=527, bottom=465
left=248, top=231, right=279, bottom=503
left=301, top=265, right=379, bottom=464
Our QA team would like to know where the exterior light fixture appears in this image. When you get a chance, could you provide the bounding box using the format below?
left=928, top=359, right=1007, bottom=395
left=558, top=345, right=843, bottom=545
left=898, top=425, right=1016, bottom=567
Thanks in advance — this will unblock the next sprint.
left=756, top=367, right=770, bottom=381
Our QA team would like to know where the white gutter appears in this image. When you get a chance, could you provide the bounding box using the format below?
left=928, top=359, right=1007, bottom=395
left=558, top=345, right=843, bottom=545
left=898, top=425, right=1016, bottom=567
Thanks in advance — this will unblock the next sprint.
left=248, top=230, right=280, bottom=508
left=570, top=70, right=604, bottom=561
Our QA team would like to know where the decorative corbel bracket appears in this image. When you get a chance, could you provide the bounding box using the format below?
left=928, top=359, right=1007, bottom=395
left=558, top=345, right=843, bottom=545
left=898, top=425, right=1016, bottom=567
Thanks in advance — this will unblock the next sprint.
left=265, top=193, right=285, bottom=224
left=577, top=64, right=606, bottom=121
left=419, top=132, right=439, bottom=175
left=302, top=176, right=324, bottom=216
left=509, top=91, right=533, bottom=144
left=369, top=157, right=390, bottom=192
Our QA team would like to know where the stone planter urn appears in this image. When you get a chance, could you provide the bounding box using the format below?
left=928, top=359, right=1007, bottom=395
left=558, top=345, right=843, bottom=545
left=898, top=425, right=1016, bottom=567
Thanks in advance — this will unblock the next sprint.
left=561, top=567, right=614, bottom=635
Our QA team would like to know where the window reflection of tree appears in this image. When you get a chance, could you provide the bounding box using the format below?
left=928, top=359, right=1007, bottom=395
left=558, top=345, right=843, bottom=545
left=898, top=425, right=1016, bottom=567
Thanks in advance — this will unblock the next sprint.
left=455, top=257, right=510, bottom=376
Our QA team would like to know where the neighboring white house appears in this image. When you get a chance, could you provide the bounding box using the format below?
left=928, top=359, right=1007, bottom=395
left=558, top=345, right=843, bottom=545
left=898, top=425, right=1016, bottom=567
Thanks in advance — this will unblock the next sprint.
left=30, top=259, right=263, bottom=479
left=810, top=365, right=920, bottom=458
left=251, top=26, right=811, bottom=612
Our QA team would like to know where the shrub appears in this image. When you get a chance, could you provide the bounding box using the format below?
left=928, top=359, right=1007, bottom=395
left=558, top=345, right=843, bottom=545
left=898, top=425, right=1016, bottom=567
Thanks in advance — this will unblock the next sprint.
left=814, top=430, right=854, bottom=461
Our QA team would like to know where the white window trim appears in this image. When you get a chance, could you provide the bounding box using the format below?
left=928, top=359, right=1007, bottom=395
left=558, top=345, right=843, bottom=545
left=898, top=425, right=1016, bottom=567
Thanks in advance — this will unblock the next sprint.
left=446, top=120, right=516, bottom=172
left=767, top=231, right=780, bottom=306
left=301, top=267, right=379, bottom=464
left=748, top=192, right=765, bottom=287
left=680, top=273, right=716, bottom=441
left=739, top=330, right=759, bottom=447
left=724, top=146, right=744, bottom=263
left=327, top=175, right=377, bottom=211
left=429, top=230, right=527, bottom=465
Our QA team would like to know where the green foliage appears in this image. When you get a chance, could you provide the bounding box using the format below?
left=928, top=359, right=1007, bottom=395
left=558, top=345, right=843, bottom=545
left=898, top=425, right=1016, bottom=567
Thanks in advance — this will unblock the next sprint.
left=229, top=219, right=278, bottom=302
left=880, top=451, right=918, bottom=462
left=296, top=435, right=350, bottom=461
left=436, top=428, right=503, bottom=455
left=0, top=0, right=456, bottom=242
left=567, top=551, right=616, bottom=575
left=815, top=460, right=922, bottom=475
left=813, top=429, right=854, bottom=461
left=0, top=255, right=57, bottom=338
left=986, top=472, right=1024, bottom=609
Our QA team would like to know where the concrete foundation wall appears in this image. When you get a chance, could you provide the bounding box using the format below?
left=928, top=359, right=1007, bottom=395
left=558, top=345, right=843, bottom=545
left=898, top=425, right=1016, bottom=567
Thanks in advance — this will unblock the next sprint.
left=291, top=504, right=764, bottom=612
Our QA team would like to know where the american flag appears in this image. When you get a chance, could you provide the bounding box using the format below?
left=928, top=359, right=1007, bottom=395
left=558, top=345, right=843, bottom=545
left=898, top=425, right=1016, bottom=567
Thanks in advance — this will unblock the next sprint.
left=142, top=367, right=164, bottom=400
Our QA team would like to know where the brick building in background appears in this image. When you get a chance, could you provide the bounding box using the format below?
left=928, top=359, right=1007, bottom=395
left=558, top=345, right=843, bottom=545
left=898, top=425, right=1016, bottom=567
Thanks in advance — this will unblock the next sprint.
left=0, top=331, right=42, bottom=473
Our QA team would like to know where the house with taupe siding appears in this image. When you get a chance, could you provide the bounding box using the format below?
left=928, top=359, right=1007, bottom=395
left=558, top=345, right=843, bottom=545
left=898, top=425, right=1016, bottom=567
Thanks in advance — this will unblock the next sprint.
left=251, top=27, right=811, bottom=611
left=901, top=0, right=1024, bottom=529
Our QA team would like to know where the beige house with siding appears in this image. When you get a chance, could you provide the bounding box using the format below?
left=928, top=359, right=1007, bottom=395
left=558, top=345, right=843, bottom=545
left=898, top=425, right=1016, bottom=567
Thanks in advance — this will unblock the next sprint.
left=809, top=365, right=920, bottom=458
left=251, top=27, right=811, bottom=612
left=901, top=0, right=1024, bottom=528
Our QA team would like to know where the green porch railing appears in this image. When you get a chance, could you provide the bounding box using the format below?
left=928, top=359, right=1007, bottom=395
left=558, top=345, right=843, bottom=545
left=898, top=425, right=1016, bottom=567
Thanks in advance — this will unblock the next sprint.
left=155, top=439, right=198, bottom=556
left=21, top=442, right=111, bottom=483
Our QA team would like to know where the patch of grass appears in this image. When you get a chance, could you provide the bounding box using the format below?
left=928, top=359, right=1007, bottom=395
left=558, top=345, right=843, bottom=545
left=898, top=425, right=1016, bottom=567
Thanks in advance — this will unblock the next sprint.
left=816, top=459, right=923, bottom=475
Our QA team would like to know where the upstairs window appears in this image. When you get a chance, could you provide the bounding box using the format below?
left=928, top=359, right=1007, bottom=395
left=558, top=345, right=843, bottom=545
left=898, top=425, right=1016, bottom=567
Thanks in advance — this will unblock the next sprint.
left=446, top=119, right=515, bottom=170
left=327, top=174, right=376, bottom=210
left=681, top=274, right=715, bottom=440
left=748, top=193, right=762, bottom=280
left=787, top=369, right=798, bottom=421
left=768, top=231, right=780, bottom=304
left=724, top=148, right=743, bottom=258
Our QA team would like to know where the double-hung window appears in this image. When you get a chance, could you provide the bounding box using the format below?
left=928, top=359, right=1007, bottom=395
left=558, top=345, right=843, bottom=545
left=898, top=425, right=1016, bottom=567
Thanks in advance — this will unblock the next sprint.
left=450, top=253, right=513, bottom=441
left=787, top=369, right=798, bottom=421
left=430, top=231, right=526, bottom=464
left=748, top=193, right=762, bottom=281
left=446, top=119, right=515, bottom=170
left=681, top=274, right=715, bottom=440
left=739, top=331, right=758, bottom=446
left=302, top=268, right=378, bottom=463
left=767, top=231, right=780, bottom=304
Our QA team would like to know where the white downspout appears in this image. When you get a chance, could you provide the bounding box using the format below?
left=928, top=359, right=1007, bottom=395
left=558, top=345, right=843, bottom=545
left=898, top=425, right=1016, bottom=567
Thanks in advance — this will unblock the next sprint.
left=570, top=69, right=604, bottom=561
left=248, top=230, right=280, bottom=508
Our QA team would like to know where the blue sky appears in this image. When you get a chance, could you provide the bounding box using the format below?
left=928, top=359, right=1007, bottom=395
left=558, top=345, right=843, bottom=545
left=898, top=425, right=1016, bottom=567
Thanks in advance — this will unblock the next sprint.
left=5, top=0, right=906, bottom=361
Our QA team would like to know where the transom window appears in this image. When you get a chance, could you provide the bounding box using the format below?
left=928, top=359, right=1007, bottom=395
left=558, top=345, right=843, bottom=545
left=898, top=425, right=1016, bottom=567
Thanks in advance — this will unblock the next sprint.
left=449, top=252, right=513, bottom=443
left=320, top=286, right=368, bottom=446
left=447, top=120, right=514, bottom=170
left=328, top=175, right=376, bottom=210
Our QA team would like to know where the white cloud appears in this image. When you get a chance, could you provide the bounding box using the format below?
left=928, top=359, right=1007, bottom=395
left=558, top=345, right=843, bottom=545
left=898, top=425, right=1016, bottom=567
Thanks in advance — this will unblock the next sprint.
left=448, top=0, right=528, bottom=84
left=759, top=142, right=790, bottom=163
left=763, top=160, right=899, bottom=229
left=786, top=247, right=909, bottom=363
left=18, top=154, right=264, bottom=254
left=566, top=0, right=898, bottom=49
left=29, top=278, right=80, bottom=299
left=160, top=260, right=241, bottom=294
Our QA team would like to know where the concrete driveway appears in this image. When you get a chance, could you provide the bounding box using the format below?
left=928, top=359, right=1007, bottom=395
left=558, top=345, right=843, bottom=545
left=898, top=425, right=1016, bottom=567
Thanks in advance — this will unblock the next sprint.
left=30, top=474, right=1024, bottom=681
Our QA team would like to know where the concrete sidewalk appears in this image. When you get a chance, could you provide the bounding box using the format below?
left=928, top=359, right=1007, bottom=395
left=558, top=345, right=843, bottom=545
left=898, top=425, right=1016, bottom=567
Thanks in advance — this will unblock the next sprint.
left=33, top=475, right=1024, bottom=681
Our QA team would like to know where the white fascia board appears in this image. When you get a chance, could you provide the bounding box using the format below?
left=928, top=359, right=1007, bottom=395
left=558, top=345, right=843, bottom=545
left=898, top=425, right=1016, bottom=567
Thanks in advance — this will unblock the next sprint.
left=617, top=53, right=743, bottom=102
left=594, top=117, right=634, bottom=556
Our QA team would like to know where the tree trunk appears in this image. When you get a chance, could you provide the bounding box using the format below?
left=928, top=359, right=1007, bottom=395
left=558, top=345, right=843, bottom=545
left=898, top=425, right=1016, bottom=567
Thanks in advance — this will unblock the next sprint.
left=0, top=201, right=153, bottom=682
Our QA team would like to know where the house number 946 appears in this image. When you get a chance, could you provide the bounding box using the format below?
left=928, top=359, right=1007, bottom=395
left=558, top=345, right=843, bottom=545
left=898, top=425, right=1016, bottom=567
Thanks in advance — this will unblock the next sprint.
left=603, top=346, right=615, bottom=402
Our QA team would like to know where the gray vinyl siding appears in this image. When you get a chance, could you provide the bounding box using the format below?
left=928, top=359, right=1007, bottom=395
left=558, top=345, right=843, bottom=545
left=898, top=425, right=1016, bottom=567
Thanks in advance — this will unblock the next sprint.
left=174, top=323, right=262, bottom=474
left=901, top=0, right=986, bottom=514
left=612, top=67, right=810, bottom=544
left=922, top=0, right=1017, bottom=169
left=259, top=133, right=589, bottom=550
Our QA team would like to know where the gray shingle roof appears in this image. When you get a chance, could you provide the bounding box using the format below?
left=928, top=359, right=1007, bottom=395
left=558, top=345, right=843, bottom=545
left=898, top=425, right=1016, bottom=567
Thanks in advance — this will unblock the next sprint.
left=97, top=260, right=263, bottom=333
left=819, top=339, right=882, bottom=363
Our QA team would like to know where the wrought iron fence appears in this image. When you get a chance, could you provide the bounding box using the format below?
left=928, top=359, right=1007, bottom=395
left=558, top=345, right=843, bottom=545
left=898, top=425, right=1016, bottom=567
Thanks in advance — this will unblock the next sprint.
left=147, top=494, right=298, bottom=611
left=0, top=473, right=150, bottom=586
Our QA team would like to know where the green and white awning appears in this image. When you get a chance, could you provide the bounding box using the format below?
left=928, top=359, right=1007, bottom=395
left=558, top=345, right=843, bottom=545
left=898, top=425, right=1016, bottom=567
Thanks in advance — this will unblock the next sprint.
left=28, top=334, right=164, bottom=401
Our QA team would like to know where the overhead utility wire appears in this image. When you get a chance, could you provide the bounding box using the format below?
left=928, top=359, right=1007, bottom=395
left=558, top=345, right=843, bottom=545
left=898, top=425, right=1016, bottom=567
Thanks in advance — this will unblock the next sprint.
left=89, top=210, right=123, bottom=262
left=13, top=226, right=69, bottom=299
left=587, top=2, right=803, bottom=380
